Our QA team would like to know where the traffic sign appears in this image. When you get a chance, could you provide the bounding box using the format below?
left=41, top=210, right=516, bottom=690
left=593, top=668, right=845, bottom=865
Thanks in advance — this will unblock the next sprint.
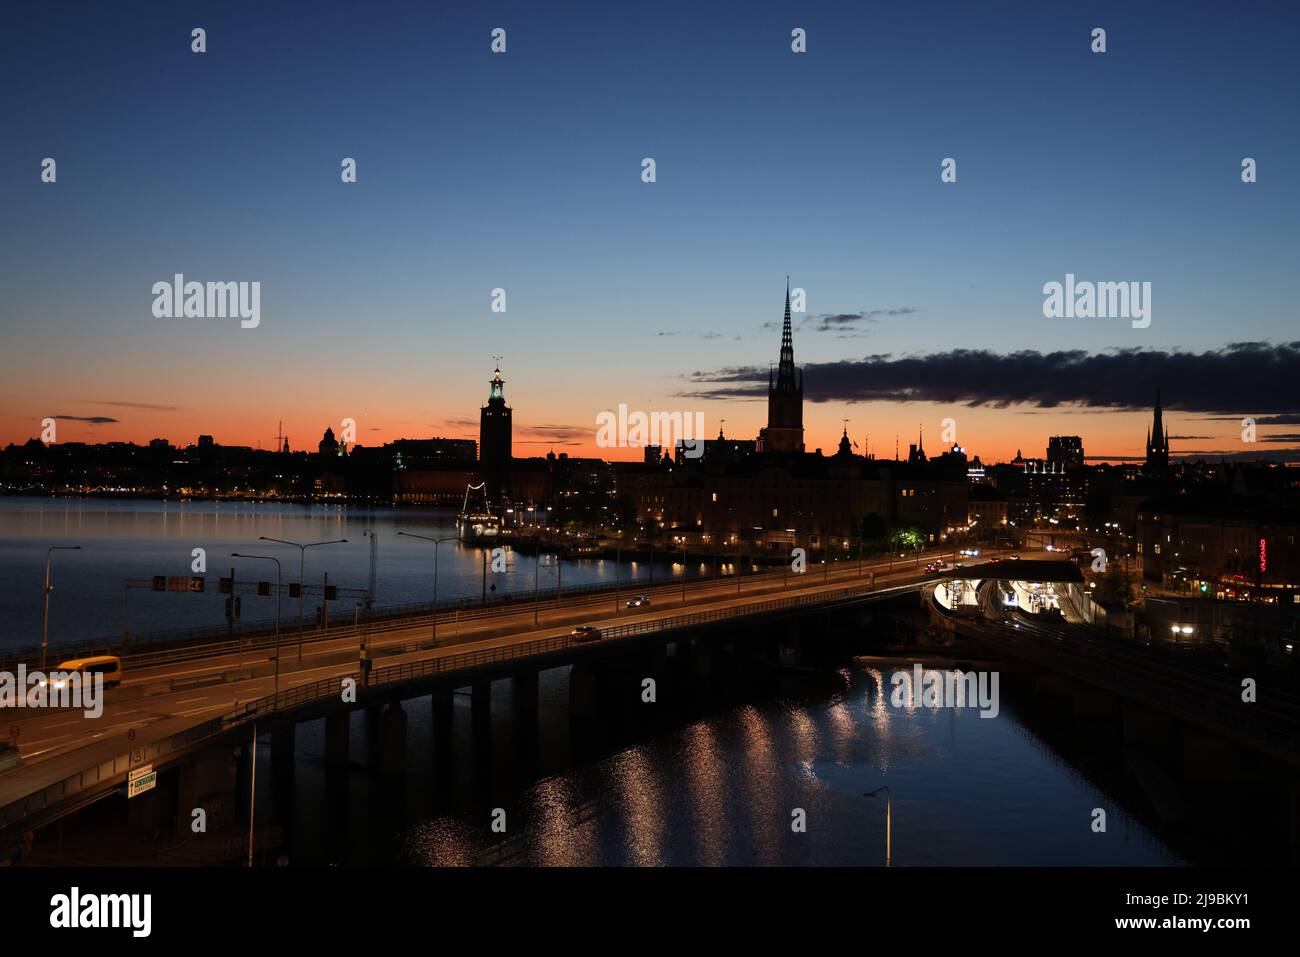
left=127, top=764, right=157, bottom=798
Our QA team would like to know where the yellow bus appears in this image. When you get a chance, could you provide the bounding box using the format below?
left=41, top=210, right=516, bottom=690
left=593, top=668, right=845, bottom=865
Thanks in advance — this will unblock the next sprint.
left=52, top=655, right=124, bottom=689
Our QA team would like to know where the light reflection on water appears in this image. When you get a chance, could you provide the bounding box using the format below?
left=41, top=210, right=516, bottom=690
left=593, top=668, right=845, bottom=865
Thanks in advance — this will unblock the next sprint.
left=285, top=665, right=1180, bottom=867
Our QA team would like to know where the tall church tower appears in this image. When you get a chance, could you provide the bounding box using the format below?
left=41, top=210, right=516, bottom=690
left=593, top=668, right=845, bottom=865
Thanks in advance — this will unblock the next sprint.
left=1144, top=386, right=1170, bottom=473
left=757, top=278, right=805, bottom=455
left=479, top=363, right=513, bottom=500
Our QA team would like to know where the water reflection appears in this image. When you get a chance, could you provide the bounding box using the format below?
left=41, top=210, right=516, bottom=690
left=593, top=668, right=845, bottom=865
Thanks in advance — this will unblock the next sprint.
left=289, top=664, right=1181, bottom=867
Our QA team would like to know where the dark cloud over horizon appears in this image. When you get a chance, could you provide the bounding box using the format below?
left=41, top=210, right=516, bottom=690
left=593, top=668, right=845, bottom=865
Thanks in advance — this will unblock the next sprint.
left=680, top=342, right=1300, bottom=413
left=52, top=415, right=118, bottom=424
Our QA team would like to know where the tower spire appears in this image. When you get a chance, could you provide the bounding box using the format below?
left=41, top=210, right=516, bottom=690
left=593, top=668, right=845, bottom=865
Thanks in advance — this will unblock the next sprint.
left=776, top=278, right=796, bottom=390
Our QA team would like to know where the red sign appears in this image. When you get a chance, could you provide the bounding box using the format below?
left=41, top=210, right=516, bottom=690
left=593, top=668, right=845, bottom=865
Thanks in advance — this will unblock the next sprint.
left=1259, top=538, right=1267, bottom=573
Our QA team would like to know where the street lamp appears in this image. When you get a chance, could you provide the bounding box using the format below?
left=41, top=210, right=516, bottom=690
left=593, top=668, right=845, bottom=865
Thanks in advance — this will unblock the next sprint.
left=41, top=545, right=82, bottom=670
left=534, top=550, right=560, bottom=626
left=258, top=537, right=347, bottom=661
left=397, top=532, right=462, bottom=643
left=863, top=786, right=893, bottom=867
left=231, top=553, right=282, bottom=708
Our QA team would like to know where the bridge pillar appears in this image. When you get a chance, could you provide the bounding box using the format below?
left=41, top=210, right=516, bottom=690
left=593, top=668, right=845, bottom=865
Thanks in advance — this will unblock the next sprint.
left=380, top=702, right=408, bottom=775
left=365, top=704, right=384, bottom=770
left=126, top=782, right=160, bottom=841
left=569, top=663, right=599, bottom=720
left=324, top=711, right=350, bottom=766
left=511, top=669, right=539, bottom=730
left=431, top=689, right=454, bottom=746
left=271, top=718, right=296, bottom=782
left=471, top=680, right=493, bottom=736
left=175, top=748, right=239, bottom=841
left=692, top=639, right=713, bottom=697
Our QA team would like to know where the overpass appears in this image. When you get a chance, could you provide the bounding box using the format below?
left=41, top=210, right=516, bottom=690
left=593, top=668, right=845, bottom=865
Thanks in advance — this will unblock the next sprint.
left=1, top=546, right=975, bottom=848
left=922, top=569, right=1300, bottom=768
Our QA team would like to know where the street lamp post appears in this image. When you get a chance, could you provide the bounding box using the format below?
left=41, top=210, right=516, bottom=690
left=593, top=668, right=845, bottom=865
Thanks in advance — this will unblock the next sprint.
left=534, top=551, right=559, bottom=626
left=41, top=545, right=82, bottom=670
left=681, top=539, right=688, bottom=603
left=396, top=532, right=461, bottom=644
left=231, top=553, right=282, bottom=708
left=259, top=537, right=347, bottom=661
left=864, top=786, right=893, bottom=867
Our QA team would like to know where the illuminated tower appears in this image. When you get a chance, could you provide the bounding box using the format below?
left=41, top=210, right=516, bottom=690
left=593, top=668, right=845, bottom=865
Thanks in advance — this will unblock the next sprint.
left=479, top=363, right=513, bottom=500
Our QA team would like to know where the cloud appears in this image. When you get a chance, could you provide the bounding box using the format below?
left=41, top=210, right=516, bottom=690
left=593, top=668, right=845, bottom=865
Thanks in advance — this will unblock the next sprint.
left=512, top=423, right=591, bottom=446
left=657, top=330, right=723, bottom=340
left=760, top=307, right=918, bottom=338
left=52, top=415, right=117, bottom=424
left=679, top=342, right=1300, bottom=413
left=84, top=400, right=179, bottom=411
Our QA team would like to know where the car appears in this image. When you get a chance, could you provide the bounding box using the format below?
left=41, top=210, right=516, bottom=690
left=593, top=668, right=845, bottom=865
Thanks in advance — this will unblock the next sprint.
left=626, top=595, right=650, bottom=608
left=43, top=655, right=124, bottom=690
left=0, top=741, right=19, bottom=771
left=570, top=625, right=603, bottom=643
left=1008, top=554, right=1021, bottom=561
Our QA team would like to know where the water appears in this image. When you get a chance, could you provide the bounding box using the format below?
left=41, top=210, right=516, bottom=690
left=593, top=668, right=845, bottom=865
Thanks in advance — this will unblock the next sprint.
left=0, top=497, right=677, bottom=650
left=279, top=665, right=1180, bottom=866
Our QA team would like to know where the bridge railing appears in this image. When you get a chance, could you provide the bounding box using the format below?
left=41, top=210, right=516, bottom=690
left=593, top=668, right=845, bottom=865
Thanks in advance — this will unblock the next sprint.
left=0, top=577, right=918, bottom=837
left=2, top=551, right=931, bottom=674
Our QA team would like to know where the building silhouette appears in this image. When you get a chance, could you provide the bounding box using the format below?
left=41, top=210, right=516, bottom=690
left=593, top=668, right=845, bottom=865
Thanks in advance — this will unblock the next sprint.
left=1145, top=387, right=1170, bottom=473
left=1047, top=435, right=1084, bottom=470
left=479, top=363, right=513, bottom=500
left=756, top=278, right=804, bottom=455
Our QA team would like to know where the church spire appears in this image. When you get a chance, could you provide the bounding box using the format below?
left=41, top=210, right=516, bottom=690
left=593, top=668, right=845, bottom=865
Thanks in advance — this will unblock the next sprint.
left=776, top=277, right=796, bottom=391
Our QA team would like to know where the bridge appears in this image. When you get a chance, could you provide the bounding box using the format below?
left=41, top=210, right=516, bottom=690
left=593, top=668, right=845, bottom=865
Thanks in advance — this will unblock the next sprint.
left=1, top=545, right=992, bottom=851
left=923, top=573, right=1300, bottom=768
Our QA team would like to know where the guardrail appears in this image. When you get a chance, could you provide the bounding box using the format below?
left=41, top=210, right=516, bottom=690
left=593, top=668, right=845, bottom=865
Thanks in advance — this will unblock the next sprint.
left=2, top=551, right=941, bottom=674
left=0, top=577, right=918, bottom=837
left=2, top=546, right=956, bottom=670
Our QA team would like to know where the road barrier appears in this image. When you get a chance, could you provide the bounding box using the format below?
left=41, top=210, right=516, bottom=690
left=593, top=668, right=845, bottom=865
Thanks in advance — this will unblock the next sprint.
left=0, top=577, right=917, bottom=837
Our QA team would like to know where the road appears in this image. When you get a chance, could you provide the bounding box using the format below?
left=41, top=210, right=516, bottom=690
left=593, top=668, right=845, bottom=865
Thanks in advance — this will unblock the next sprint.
left=1, top=545, right=1030, bottom=819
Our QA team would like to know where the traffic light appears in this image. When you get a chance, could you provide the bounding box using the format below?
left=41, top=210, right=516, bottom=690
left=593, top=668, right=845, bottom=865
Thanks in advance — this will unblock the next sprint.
left=289, top=583, right=302, bottom=599
left=257, top=581, right=271, bottom=597
left=323, top=585, right=338, bottom=601
left=219, top=576, right=233, bottom=594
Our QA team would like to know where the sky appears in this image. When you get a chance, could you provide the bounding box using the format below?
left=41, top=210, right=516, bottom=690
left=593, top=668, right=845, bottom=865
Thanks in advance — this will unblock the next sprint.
left=1, top=0, right=1297, bottom=464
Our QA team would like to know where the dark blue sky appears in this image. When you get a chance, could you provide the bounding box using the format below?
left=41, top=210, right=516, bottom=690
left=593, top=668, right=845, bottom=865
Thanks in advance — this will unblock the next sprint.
left=2, top=0, right=1296, bottom=459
